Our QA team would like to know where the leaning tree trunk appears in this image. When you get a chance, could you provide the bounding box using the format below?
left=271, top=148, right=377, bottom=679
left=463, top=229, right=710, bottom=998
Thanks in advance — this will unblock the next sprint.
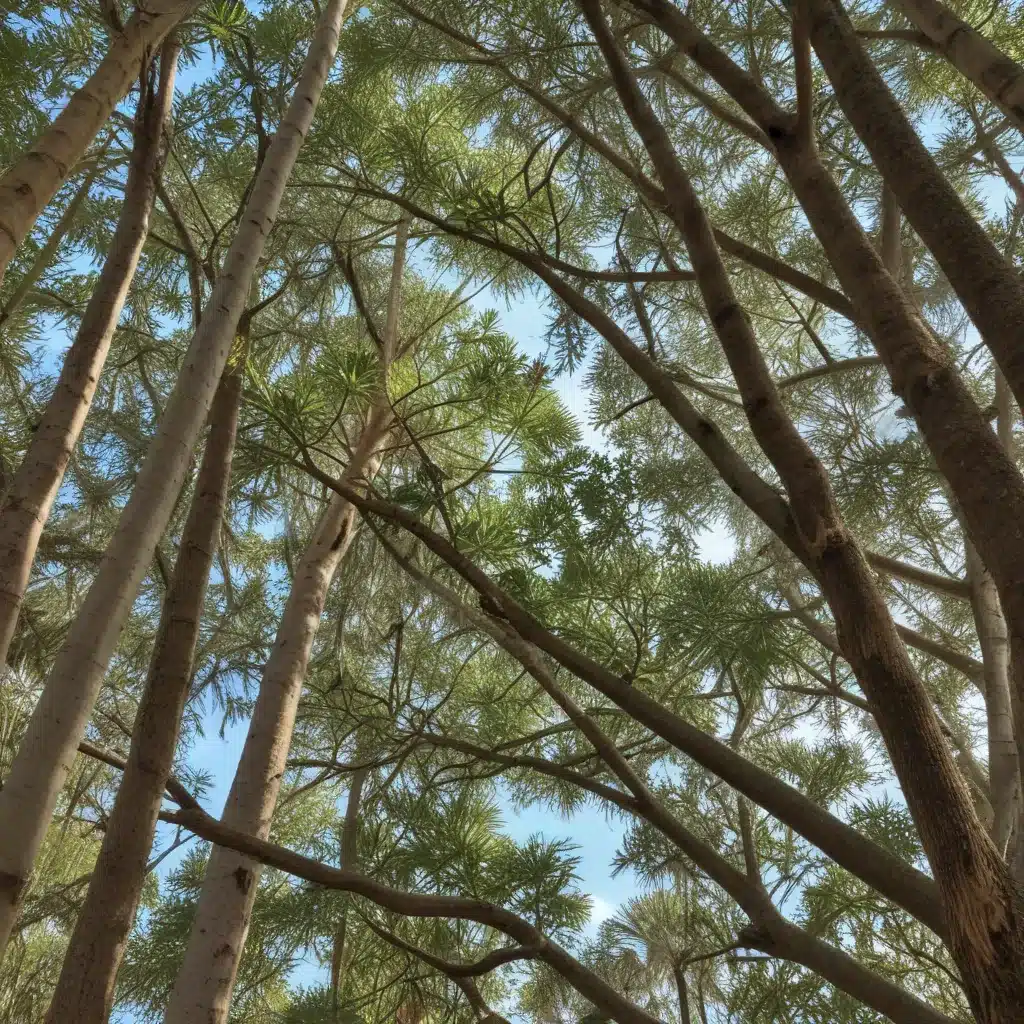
left=0, top=0, right=346, bottom=955
left=0, top=162, right=98, bottom=333
left=43, top=333, right=246, bottom=1024
left=626, top=0, right=1024, bottom=899
left=576, top=3, right=1024, bottom=1019
left=0, top=41, right=179, bottom=674
left=162, top=219, right=408, bottom=1024
left=802, top=0, right=1024, bottom=465
left=886, top=0, right=1024, bottom=132
left=964, top=534, right=1017, bottom=854
left=0, top=0, right=196, bottom=286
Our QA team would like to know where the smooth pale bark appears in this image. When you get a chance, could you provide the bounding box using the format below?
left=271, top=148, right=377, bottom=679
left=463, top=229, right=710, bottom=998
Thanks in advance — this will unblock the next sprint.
left=0, top=0, right=345, bottom=955
left=0, top=43, right=179, bottom=674
left=44, top=337, right=245, bottom=1024
left=579, top=5, right=1024, bottom=1017
left=0, top=0, right=196, bottom=286
left=0, top=165, right=97, bottom=332
left=329, top=764, right=367, bottom=1017
left=886, top=0, right=1024, bottom=131
left=163, top=218, right=408, bottom=1024
left=803, top=0, right=1024, bottom=416
left=162, top=807, right=660, bottom=1024
left=964, top=535, right=1017, bottom=854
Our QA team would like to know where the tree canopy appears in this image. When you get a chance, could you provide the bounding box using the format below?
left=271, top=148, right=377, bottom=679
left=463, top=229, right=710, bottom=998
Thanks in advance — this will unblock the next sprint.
left=1, top=0, right=1023, bottom=1022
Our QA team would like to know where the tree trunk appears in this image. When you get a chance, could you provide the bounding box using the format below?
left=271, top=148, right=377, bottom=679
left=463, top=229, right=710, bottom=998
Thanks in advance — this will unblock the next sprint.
left=43, top=333, right=246, bottom=1024
left=673, top=963, right=690, bottom=1022
left=886, top=0, right=1024, bottom=132
left=0, top=163, right=98, bottom=332
left=0, top=42, right=178, bottom=674
left=0, top=0, right=346, bottom=956
left=0, top=0, right=196, bottom=286
left=162, top=217, right=408, bottom=1024
left=576, top=7, right=1024, bottom=1019
left=964, top=534, right=1017, bottom=853
left=802, top=0, right=1024, bottom=447
left=629, top=0, right=1024, bottom=935
left=329, top=764, right=367, bottom=1018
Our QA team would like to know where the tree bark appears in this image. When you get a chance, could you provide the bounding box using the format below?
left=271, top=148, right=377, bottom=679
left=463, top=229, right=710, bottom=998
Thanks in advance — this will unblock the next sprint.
left=802, top=0, right=1024, bottom=422
left=162, top=217, right=408, bottom=1024
left=885, top=0, right=1024, bottom=132
left=0, top=0, right=196, bottom=286
left=0, top=42, right=178, bottom=674
left=329, top=764, right=368, bottom=1018
left=673, top=963, right=690, bottom=1023
left=577, top=4, right=1024, bottom=1018
left=0, top=0, right=345, bottom=956
left=43, top=330, right=246, bottom=1024
left=161, top=806, right=667, bottom=1024
left=964, top=535, right=1017, bottom=854
left=0, top=164, right=97, bottom=332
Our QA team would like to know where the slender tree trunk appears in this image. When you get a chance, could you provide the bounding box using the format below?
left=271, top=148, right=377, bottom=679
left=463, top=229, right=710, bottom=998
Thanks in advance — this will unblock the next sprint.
left=0, top=43, right=178, bottom=674
left=964, top=535, right=1017, bottom=853
left=329, top=764, right=367, bottom=1018
left=802, top=0, right=1024, bottom=437
left=877, top=183, right=902, bottom=280
left=0, top=0, right=346, bottom=956
left=162, top=218, right=408, bottom=1024
left=673, top=963, right=690, bottom=1023
left=577, top=6, right=1024, bottom=1019
left=629, top=0, right=1024, bottom=915
left=0, top=165, right=97, bottom=333
left=886, top=188, right=1017, bottom=852
left=885, top=0, right=1024, bottom=131
left=0, top=0, right=196, bottom=286
left=43, top=332, right=246, bottom=1024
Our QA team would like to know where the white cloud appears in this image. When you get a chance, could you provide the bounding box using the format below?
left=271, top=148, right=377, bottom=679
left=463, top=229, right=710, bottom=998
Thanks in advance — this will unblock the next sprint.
left=587, top=895, right=615, bottom=933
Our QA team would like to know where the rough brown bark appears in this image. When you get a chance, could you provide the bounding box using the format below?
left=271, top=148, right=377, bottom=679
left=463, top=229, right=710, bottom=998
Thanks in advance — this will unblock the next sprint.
left=803, top=0, right=1024, bottom=423
left=579, top=4, right=1024, bottom=1018
left=42, top=333, right=245, bottom=1024
left=623, top=6, right=1024, bottom=809
left=0, top=43, right=178, bottom=672
left=885, top=0, right=1024, bottom=131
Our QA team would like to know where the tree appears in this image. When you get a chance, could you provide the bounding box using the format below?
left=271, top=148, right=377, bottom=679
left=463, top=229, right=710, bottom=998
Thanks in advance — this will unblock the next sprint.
left=2, top=0, right=1024, bottom=1021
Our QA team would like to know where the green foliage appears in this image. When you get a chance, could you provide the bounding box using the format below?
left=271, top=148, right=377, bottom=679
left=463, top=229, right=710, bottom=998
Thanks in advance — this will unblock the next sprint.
left=0, top=0, right=1018, bottom=1020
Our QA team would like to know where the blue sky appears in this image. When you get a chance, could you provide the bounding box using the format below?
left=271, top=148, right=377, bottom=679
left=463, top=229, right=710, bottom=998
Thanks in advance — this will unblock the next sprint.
left=31, top=8, right=1017, bottom=1019
left=127, top=282, right=733, bottom=1013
